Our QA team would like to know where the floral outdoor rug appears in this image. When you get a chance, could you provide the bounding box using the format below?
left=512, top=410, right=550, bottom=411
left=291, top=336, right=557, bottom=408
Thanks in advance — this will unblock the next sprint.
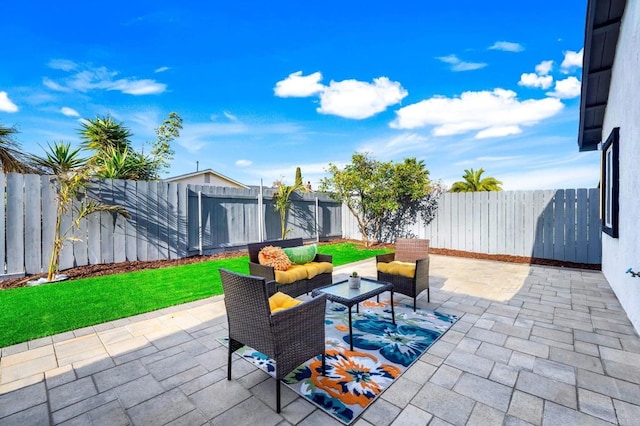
left=226, top=299, right=458, bottom=424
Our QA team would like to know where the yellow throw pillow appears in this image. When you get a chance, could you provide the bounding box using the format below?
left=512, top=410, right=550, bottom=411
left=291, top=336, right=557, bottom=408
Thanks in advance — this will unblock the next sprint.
left=377, top=261, right=416, bottom=278
left=268, top=291, right=303, bottom=313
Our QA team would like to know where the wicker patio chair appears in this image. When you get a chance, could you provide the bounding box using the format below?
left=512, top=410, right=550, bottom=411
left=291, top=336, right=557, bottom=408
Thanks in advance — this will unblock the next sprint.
left=219, top=268, right=327, bottom=413
left=376, top=238, right=430, bottom=311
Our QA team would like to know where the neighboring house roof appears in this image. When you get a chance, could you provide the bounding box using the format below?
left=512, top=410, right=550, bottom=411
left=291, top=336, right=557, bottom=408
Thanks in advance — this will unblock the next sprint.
left=578, top=0, right=627, bottom=152
left=165, top=169, right=250, bottom=189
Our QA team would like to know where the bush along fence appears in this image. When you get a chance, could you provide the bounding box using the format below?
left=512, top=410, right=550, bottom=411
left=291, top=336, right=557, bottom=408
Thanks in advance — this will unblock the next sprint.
left=0, top=172, right=342, bottom=281
left=343, top=189, right=602, bottom=265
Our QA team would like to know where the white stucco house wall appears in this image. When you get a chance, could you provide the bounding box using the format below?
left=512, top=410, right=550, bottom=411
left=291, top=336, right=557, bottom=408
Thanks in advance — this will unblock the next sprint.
left=165, top=169, right=249, bottom=189
left=578, top=0, right=640, bottom=332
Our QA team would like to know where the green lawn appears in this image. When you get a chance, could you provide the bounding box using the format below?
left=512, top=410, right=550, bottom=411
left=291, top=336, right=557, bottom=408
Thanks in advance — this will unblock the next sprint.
left=0, top=242, right=390, bottom=347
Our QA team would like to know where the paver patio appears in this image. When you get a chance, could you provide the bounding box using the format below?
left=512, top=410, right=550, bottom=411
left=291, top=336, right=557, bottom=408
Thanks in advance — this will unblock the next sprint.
left=1, top=254, right=639, bottom=425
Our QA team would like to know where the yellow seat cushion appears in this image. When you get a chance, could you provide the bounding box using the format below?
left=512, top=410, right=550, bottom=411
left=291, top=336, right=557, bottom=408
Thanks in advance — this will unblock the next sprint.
left=377, top=261, right=416, bottom=278
left=268, top=291, right=303, bottom=313
left=275, top=264, right=309, bottom=284
left=274, top=262, right=333, bottom=284
left=303, top=261, right=334, bottom=279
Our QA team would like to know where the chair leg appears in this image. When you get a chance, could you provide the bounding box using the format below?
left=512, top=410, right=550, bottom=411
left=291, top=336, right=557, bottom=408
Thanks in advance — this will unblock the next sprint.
left=413, top=296, right=417, bottom=312
left=276, top=380, right=281, bottom=413
left=227, top=342, right=232, bottom=380
left=322, top=353, right=326, bottom=375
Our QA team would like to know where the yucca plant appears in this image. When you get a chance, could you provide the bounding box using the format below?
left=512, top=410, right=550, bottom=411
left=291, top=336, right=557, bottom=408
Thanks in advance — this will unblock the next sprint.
left=46, top=164, right=129, bottom=282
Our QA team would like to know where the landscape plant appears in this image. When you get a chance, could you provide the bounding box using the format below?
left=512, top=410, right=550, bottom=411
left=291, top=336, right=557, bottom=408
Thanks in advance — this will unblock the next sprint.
left=320, top=153, right=440, bottom=245
left=451, top=168, right=503, bottom=192
left=273, top=167, right=306, bottom=239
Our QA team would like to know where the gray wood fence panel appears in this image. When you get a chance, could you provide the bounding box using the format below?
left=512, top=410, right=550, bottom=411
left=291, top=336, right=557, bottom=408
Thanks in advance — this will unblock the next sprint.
left=576, top=188, right=589, bottom=262
left=147, top=182, right=160, bottom=261
left=463, top=193, right=472, bottom=251
left=112, top=180, right=127, bottom=263
left=564, top=189, right=577, bottom=262
left=167, top=182, right=179, bottom=259
left=523, top=191, right=534, bottom=257
left=587, top=188, right=602, bottom=263
left=177, top=183, right=188, bottom=258
left=24, top=175, right=42, bottom=274
left=136, top=181, right=149, bottom=261
left=124, top=180, right=138, bottom=262
left=0, top=173, right=4, bottom=275
left=156, top=182, right=169, bottom=260
left=98, top=180, right=114, bottom=265
left=542, top=191, right=554, bottom=259
left=488, top=191, right=498, bottom=254
left=553, top=190, right=565, bottom=260
left=6, top=174, right=25, bottom=275
left=478, top=192, right=489, bottom=253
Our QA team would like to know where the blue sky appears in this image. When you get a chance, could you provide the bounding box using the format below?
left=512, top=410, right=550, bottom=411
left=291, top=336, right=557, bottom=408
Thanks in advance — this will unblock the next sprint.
left=0, top=0, right=595, bottom=190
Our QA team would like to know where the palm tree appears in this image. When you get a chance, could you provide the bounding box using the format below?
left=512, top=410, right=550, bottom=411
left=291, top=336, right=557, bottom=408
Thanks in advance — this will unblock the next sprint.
left=0, top=124, right=33, bottom=172
left=451, top=168, right=503, bottom=192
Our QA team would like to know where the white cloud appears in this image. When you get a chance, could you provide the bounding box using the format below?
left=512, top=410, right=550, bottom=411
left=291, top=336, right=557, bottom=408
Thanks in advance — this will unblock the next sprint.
left=236, top=159, right=252, bottom=167
left=44, top=62, right=167, bottom=95
left=274, top=71, right=324, bottom=97
left=489, top=41, right=524, bottom=52
left=437, top=54, right=487, bottom=72
left=561, top=48, right=583, bottom=72
left=223, top=111, right=239, bottom=122
left=48, top=59, right=77, bottom=71
left=390, top=88, right=564, bottom=139
left=109, top=79, right=166, bottom=95
left=476, top=126, right=522, bottom=139
left=317, top=77, right=407, bottom=119
left=535, top=60, right=553, bottom=76
left=154, top=66, right=170, bottom=73
left=0, top=91, right=18, bottom=112
left=60, top=107, right=80, bottom=117
left=547, top=76, right=581, bottom=99
left=518, top=73, right=553, bottom=89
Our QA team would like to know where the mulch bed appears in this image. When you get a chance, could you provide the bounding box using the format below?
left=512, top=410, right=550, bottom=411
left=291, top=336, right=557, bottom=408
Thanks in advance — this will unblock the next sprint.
left=0, top=239, right=600, bottom=290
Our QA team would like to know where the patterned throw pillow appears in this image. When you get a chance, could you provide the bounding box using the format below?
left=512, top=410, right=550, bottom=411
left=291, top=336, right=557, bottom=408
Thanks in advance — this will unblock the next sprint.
left=258, top=246, right=292, bottom=271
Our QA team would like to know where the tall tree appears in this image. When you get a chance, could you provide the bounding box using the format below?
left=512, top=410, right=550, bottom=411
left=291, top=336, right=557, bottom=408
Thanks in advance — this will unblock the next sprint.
left=150, top=112, right=182, bottom=175
left=0, top=124, right=33, bottom=172
left=451, top=168, right=503, bottom=192
left=320, top=153, right=439, bottom=246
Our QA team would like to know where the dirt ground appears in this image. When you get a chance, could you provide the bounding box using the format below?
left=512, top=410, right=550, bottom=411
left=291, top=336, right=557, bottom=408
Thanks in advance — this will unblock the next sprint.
left=0, top=239, right=600, bottom=290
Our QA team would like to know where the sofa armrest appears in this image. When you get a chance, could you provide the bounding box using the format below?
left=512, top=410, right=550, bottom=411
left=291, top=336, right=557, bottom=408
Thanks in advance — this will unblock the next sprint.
left=376, top=253, right=395, bottom=263
left=249, top=261, right=276, bottom=281
left=314, top=253, right=333, bottom=263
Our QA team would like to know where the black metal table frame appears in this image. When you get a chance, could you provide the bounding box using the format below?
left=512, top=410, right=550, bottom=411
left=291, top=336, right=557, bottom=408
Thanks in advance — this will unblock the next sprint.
left=312, top=279, right=395, bottom=350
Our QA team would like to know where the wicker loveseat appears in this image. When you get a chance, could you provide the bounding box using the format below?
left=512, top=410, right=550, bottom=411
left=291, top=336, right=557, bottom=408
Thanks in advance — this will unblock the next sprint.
left=248, top=238, right=334, bottom=297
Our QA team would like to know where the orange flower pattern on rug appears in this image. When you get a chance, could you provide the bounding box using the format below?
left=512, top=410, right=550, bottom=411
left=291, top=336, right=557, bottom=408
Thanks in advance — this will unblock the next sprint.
left=303, top=349, right=400, bottom=407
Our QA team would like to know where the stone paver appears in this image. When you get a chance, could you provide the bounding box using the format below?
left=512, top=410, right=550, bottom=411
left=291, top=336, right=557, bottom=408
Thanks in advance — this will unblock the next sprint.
left=1, top=255, right=640, bottom=425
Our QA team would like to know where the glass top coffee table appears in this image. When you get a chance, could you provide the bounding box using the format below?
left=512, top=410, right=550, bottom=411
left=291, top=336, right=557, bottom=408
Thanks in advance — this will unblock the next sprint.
left=312, top=278, right=394, bottom=350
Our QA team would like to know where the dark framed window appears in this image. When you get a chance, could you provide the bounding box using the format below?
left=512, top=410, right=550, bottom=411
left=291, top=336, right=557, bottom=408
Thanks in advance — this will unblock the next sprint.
left=601, top=127, right=619, bottom=238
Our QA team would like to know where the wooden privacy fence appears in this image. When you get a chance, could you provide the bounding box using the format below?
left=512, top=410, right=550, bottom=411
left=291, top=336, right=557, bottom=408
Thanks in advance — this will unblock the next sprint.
left=0, top=173, right=342, bottom=281
left=343, top=189, right=602, bottom=264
